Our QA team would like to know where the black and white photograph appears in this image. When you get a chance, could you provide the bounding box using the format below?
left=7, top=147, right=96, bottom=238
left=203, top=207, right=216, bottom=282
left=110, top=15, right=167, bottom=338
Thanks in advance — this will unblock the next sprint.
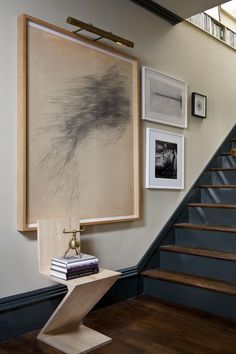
left=155, top=140, right=177, bottom=179
left=142, top=66, right=187, bottom=128
left=192, top=92, right=207, bottom=118
left=146, top=128, right=184, bottom=189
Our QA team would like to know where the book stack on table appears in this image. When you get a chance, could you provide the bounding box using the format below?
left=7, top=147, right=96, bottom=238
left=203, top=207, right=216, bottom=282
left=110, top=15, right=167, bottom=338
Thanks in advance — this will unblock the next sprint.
left=50, top=253, right=99, bottom=280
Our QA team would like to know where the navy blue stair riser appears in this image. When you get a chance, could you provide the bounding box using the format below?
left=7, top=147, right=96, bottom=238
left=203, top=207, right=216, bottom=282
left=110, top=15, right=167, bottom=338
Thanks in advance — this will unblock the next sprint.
left=212, top=170, right=236, bottom=184
left=175, top=228, right=236, bottom=252
left=201, top=188, right=236, bottom=204
left=231, top=141, right=236, bottom=148
left=189, top=207, right=236, bottom=226
left=198, top=171, right=212, bottom=185
left=188, top=189, right=202, bottom=203
left=216, top=156, right=236, bottom=168
left=160, top=252, right=236, bottom=283
left=225, top=141, right=236, bottom=150
left=143, top=277, right=236, bottom=320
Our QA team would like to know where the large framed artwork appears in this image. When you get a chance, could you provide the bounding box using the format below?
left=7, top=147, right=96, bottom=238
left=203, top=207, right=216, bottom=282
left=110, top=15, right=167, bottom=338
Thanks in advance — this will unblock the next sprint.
left=146, top=128, right=184, bottom=189
left=142, top=66, right=187, bottom=128
left=18, top=14, right=140, bottom=231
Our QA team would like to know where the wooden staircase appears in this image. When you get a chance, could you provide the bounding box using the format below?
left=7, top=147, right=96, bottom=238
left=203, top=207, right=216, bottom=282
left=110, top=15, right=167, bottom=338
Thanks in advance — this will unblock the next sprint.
left=142, top=134, right=236, bottom=320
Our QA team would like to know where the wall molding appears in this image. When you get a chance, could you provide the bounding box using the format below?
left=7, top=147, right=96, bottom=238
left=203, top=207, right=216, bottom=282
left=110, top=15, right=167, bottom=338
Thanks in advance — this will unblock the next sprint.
left=130, top=0, right=183, bottom=25
left=0, top=285, right=66, bottom=313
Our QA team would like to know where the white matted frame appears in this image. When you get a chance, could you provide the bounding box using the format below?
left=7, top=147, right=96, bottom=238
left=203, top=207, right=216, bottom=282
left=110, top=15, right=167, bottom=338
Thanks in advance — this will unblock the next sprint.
left=142, top=66, right=187, bottom=128
left=18, top=14, right=140, bottom=231
left=146, top=128, right=184, bottom=189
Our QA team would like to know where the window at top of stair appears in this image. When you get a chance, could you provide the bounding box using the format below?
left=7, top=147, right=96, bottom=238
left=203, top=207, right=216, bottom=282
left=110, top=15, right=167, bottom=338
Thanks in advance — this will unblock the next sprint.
left=187, top=1, right=236, bottom=49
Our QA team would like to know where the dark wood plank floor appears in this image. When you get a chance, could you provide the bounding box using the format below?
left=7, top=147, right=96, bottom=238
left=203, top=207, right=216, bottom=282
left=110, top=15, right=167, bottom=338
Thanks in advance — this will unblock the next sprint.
left=0, top=296, right=236, bottom=354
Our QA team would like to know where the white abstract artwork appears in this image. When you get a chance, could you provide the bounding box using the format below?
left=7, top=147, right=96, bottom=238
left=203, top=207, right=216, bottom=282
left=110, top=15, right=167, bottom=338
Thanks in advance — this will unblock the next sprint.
left=142, top=67, right=187, bottom=128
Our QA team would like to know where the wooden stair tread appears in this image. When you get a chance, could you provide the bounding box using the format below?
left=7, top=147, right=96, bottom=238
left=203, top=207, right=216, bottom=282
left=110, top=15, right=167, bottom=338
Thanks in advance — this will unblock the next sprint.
left=210, top=167, right=236, bottom=171
left=160, top=245, right=236, bottom=261
left=175, top=223, right=236, bottom=233
left=199, top=184, right=236, bottom=188
left=142, top=269, right=236, bottom=296
left=188, top=203, right=236, bottom=209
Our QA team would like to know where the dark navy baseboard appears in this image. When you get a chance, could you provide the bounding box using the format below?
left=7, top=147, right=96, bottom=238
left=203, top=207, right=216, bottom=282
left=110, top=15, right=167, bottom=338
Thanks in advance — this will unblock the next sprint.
left=0, top=266, right=139, bottom=342
left=0, top=285, right=65, bottom=342
left=143, top=277, right=236, bottom=320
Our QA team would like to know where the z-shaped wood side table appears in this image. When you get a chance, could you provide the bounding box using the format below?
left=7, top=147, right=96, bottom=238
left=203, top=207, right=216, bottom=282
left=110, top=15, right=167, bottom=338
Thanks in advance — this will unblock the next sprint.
left=37, top=269, right=120, bottom=354
left=37, top=218, right=120, bottom=354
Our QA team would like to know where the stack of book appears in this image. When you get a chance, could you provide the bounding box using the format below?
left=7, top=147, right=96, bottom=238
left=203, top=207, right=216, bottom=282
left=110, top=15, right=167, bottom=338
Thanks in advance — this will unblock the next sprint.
left=50, top=253, right=99, bottom=280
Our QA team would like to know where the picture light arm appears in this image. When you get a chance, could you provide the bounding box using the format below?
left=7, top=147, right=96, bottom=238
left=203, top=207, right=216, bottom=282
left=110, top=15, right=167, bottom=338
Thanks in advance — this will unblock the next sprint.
left=66, top=16, right=134, bottom=48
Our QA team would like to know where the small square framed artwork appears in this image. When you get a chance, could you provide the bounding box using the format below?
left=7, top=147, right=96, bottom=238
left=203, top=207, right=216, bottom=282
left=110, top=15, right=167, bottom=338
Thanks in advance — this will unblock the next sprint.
left=146, top=128, right=184, bottom=189
left=192, top=92, right=207, bottom=118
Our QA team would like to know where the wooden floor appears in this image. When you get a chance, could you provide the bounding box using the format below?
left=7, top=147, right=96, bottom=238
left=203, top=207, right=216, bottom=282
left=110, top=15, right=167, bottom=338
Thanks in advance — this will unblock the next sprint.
left=1, top=296, right=236, bottom=354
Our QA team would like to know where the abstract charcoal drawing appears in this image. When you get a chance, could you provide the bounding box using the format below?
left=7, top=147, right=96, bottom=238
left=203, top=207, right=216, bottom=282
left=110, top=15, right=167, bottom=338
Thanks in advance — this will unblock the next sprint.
left=18, top=16, right=140, bottom=230
left=16, top=15, right=140, bottom=231
left=38, top=65, right=130, bottom=201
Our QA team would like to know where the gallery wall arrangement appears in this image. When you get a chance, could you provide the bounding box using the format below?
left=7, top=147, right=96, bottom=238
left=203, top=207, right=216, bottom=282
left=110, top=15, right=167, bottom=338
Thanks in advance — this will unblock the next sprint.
left=17, top=14, right=140, bottom=232
left=17, top=13, right=207, bottom=231
left=141, top=65, right=186, bottom=190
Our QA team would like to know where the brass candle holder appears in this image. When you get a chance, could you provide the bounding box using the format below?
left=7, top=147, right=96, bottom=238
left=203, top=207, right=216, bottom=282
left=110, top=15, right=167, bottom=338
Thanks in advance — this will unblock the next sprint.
left=63, top=227, right=86, bottom=258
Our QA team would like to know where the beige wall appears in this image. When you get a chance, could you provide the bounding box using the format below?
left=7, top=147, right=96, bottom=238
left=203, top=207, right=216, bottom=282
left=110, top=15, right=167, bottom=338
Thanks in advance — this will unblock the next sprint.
left=0, top=0, right=236, bottom=298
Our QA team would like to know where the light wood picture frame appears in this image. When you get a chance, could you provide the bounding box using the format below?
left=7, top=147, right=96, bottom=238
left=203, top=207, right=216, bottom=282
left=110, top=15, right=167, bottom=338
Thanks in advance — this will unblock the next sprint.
left=142, top=66, right=187, bottom=128
left=146, top=128, right=184, bottom=189
left=18, top=14, right=140, bottom=231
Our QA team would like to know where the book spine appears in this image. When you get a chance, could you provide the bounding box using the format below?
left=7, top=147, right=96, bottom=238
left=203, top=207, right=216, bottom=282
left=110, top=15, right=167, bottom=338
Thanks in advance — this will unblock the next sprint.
left=66, top=268, right=99, bottom=280
left=51, top=263, right=99, bottom=273
left=50, top=267, right=99, bottom=280
left=51, top=259, right=98, bottom=269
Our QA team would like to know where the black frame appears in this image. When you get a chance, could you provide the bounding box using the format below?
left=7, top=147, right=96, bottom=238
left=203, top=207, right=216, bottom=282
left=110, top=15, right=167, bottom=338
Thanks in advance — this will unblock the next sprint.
left=192, top=92, right=207, bottom=118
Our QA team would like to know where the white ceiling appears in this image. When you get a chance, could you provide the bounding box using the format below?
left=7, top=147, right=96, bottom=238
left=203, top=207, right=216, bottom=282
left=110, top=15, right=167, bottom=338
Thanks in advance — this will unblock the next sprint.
left=153, top=0, right=230, bottom=19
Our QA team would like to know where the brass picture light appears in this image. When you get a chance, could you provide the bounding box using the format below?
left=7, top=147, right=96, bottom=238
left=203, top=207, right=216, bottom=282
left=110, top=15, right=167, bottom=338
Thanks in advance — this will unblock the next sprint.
left=66, top=16, right=134, bottom=48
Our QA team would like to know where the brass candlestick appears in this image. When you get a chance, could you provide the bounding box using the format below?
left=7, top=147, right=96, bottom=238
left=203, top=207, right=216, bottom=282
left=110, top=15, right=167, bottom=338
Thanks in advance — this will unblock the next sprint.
left=63, top=227, right=85, bottom=258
